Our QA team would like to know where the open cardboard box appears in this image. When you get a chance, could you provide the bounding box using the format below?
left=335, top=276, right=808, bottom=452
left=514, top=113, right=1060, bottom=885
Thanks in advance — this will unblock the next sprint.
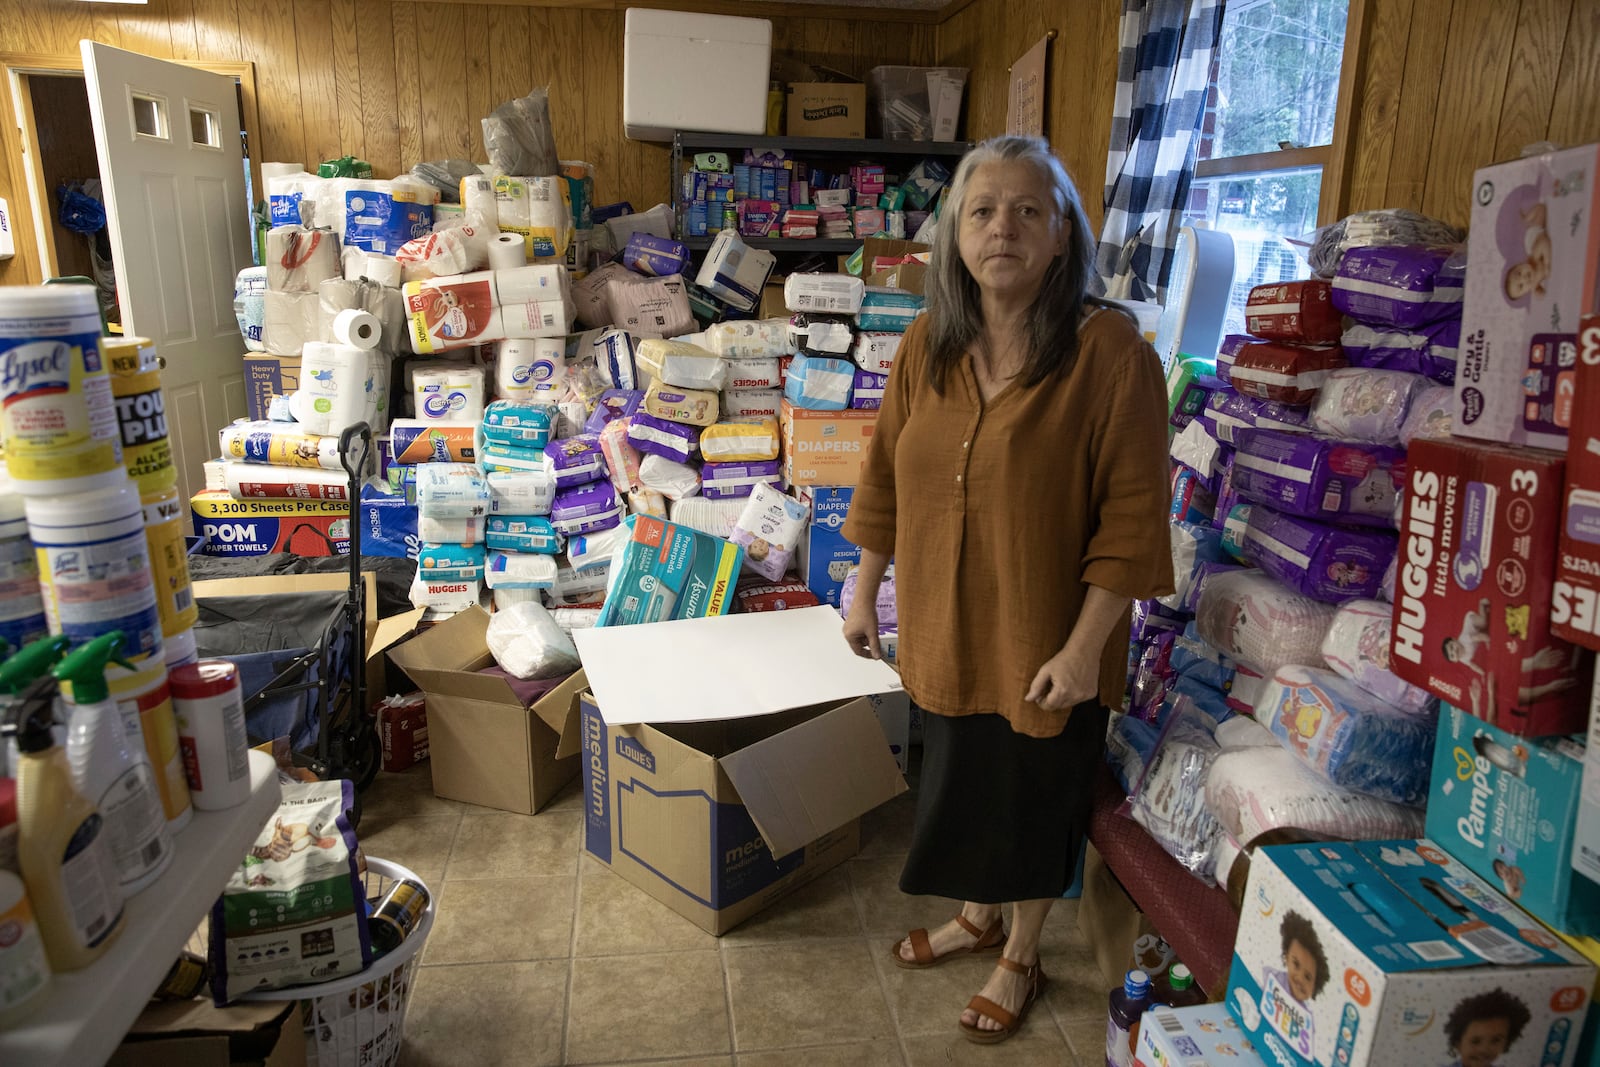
left=388, top=607, right=589, bottom=814
left=859, top=237, right=931, bottom=295
left=572, top=606, right=907, bottom=933
left=108, top=1000, right=306, bottom=1067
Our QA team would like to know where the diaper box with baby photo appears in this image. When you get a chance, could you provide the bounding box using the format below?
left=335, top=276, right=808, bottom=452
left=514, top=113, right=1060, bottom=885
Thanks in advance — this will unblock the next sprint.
left=1228, top=839, right=1594, bottom=1067
left=1390, top=437, right=1592, bottom=737
left=1454, top=143, right=1600, bottom=451
left=795, top=486, right=861, bottom=608
left=1425, top=704, right=1600, bottom=937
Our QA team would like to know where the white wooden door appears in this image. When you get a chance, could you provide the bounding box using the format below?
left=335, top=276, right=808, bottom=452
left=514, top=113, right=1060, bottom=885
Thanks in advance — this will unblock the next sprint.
left=81, top=41, right=251, bottom=506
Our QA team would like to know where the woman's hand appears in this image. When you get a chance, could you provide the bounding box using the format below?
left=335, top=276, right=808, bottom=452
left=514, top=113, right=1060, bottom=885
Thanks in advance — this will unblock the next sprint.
left=1025, top=646, right=1098, bottom=713
left=842, top=599, right=882, bottom=659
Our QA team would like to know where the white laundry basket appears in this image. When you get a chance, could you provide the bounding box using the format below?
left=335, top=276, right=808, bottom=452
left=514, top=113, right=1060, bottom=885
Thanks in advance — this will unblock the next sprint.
left=246, top=857, right=435, bottom=1067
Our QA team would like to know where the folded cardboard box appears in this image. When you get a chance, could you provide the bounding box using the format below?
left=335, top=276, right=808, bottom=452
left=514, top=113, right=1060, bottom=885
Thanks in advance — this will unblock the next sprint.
left=108, top=999, right=306, bottom=1067
left=389, top=606, right=588, bottom=814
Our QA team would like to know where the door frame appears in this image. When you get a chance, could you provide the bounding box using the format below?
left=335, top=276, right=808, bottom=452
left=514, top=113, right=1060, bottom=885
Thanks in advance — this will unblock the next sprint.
left=0, top=50, right=262, bottom=286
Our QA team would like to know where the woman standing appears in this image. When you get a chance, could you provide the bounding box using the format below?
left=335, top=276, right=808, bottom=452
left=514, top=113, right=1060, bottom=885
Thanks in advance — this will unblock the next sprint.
left=841, top=136, right=1173, bottom=1043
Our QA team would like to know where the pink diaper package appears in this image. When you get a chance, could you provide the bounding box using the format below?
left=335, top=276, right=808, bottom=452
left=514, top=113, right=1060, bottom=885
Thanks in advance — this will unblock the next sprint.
left=1196, top=569, right=1339, bottom=675
left=1398, top=383, right=1453, bottom=444
left=731, top=482, right=808, bottom=581
left=598, top=418, right=644, bottom=495
left=1320, top=598, right=1436, bottom=714
left=1308, top=367, right=1430, bottom=445
left=1230, top=342, right=1347, bottom=405
left=1231, top=427, right=1404, bottom=528
left=626, top=411, right=700, bottom=463
left=702, top=459, right=783, bottom=499
left=1199, top=389, right=1311, bottom=445
left=1244, top=279, right=1342, bottom=344
left=1242, top=505, right=1397, bottom=603
left=1331, top=244, right=1466, bottom=329
left=541, top=435, right=608, bottom=488
left=1340, top=318, right=1461, bottom=382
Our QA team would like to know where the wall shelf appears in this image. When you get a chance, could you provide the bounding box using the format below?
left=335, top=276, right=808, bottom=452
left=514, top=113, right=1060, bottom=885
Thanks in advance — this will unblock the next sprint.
left=673, top=132, right=973, bottom=157
left=682, top=236, right=863, bottom=253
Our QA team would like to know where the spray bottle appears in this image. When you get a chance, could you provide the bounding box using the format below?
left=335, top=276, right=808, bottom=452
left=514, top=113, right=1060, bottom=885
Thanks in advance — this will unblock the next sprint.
left=57, top=633, right=173, bottom=894
left=0, top=635, right=73, bottom=778
left=1, top=675, right=125, bottom=971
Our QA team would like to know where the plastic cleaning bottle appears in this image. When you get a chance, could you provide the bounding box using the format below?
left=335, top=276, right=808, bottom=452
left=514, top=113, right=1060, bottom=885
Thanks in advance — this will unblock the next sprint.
left=0, top=868, right=51, bottom=1027
left=0, top=635, right=72, bottom=780
left=58, top=633, right=173, bottom=894
left=1106, top=968, right=1152, bottom=1067
left=1, top=675, right=125, bottom=971
left=1158, top=962, right=1206, bottom=1008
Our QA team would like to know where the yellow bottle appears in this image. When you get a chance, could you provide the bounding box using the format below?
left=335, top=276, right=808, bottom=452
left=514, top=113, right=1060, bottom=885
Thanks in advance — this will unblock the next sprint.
left=3, top=675, right=125, bottom=971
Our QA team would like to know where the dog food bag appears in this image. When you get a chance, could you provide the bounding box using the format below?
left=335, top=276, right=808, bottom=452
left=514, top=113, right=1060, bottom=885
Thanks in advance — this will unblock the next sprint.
left=210, top=779, right=370, bottom=1003
left=730, top=482, right=808, bottom=582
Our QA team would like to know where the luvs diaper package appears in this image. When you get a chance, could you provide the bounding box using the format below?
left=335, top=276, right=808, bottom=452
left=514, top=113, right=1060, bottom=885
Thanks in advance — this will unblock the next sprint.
left=1331, top=244, right=1466, bottom=329
left=596, top=514, right=743, bottom=626
left=1227, top=839, right=1594, bottom=1067
left=731, top=482, right=808, bottom=582
left=1455, top=144, right=1600, bottom=449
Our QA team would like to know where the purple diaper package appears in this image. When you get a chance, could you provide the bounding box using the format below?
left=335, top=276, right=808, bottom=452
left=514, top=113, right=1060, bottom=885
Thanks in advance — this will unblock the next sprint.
left=1231, top=427, right=1404, bottom=528
left=626, top=410, right=701, bottom=463
left=1241, top=505, right=1397, bottom=603
left=1331, top=244, right=1466, bottom=329
left=702, top=459, right=783, bottom=499
left=541, top=435, right=608, bottom=488
left=623, top=232, right=691, bottom=278
left=840, top=568, right=897, bottom=627
left=1130, top=599, right=1188, bottom=646
left=1340, top=318, right=1461, bottom=383
left=1169, top=374, right=1223, bottom=431
left=1307, top=367, right=1430, bottom=445
left=851, top=369, right=888, bottom=409
left=1215, top=335, right=1255, bottom=384
left=584, top=389, right=646, bottom=435
left=1399, top=383, right=1453, bottom=444
left=550, top=480, right=624, bottom=536
left=1201, top=389, right=1312, bottom=444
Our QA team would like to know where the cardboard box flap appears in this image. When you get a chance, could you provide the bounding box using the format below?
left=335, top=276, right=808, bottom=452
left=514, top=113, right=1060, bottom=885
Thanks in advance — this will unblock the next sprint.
left=537, top=669, right=589, bottom=756
left=720, top=698, right=907, bottom=859
left=572, top=605, right=903, bottom=725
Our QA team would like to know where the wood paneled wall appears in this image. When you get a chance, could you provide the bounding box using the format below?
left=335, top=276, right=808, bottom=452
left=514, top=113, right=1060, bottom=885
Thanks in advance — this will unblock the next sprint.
left=0, top=0, right=937, bottom=284
left=936, top=0, right=1122, bottom=234
left=1342, top=0, right=1600, bottom=228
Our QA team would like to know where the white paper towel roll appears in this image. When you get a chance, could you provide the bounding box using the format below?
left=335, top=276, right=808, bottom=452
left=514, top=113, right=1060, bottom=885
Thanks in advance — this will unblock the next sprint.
left=493, top=265, right=569, bottom=304
left=332, top=307, right=382, bottom=350
left=342, top=249, right=404, bottom=288
left=292, top=342, right=377, bottom=435
left=488, top=232, right=528, bottom=271
left=496, top=339, right=565, bottom=398
left=225, top=462, right=352, bottom=501
left=414, top=364, right=486, bottom=422
left=461, top=174, right=499, bottom=228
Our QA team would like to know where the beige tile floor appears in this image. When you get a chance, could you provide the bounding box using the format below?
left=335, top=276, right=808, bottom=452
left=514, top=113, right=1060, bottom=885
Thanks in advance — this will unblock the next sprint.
left=367, top=755, right=1106, bottom=1066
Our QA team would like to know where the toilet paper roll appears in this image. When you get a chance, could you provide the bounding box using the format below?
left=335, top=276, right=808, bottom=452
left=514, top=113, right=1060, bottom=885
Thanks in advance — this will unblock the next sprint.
left=488, top=233, right=528, bottom=271
left=414, top=364, right=486, bottom=423
left=342, top=249, right=404, bottom=288
left=293, top=342, right=378, bottom=435
left=332, top=307, right=382, bottom=350
left=496, top=339, right=565, bottom=398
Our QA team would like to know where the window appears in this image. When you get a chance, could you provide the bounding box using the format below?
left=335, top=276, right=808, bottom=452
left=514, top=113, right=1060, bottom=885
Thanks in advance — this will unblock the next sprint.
left=189, top=105, right=221, bottom=149
left=1182, top=0, right=1350, bottom=332
left=130, top=91, right=168, bottom=140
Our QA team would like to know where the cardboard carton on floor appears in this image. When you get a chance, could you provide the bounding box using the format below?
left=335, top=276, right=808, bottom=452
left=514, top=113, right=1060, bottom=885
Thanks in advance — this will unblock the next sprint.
left=573, top=606, right=907, bottom=933
left=108, top=999, right=306, bottom=1067
left=389, top=607, right=589, bottom=815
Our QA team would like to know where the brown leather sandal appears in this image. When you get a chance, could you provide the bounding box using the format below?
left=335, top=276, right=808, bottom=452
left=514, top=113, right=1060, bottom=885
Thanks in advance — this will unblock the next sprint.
left=890, top=914, right=1007, bottom=969
left=959, top=956, right=1048, bottom=1044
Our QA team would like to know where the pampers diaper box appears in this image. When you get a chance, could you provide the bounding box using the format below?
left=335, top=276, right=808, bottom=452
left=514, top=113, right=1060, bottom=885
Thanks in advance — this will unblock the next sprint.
left=1425, top=704, right=1600, bottom=936
left=795, top=486, right=860, bottom=608
left=1136, top=1002, right=1266, bottom=1067
left=1390, top=436, right=1592, bottom=737
left=1455, top=143, right=1600, bottom=451
left=1228, top=839, right=1594, bottom=1067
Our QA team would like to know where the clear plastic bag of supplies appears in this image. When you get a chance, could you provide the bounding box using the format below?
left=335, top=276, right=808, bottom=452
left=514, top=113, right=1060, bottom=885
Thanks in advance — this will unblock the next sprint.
left=1127, top=696, right=1223, bottom=885
left=483, top=90, right=560, bottom=178
left=485, top=600, right=580, bottom=680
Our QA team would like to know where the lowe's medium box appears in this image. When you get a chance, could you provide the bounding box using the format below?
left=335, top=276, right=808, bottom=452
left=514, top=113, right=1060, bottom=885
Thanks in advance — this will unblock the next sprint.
left=572, top=606, right=907, bottom=934
left=1427, top=703, right=1600, bottom=936
left=1227, top=839, right=1595, bottom=1067
left=623, top=9, right=772, bottom=142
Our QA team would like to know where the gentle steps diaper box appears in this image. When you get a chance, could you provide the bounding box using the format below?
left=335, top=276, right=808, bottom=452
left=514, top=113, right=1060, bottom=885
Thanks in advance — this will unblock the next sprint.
left=1455, top=143, right=1600, bottom=451
left=1136, top=1002, right=1266, bottom=1067
left=1228, top=839, right=1594, bottom=1067
left=1426, top=704, right=1600, bottom=936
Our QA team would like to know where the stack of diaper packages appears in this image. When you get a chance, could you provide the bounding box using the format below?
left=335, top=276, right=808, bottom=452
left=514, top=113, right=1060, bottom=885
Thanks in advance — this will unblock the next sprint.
left=411, top=462, right=490, bottom=615
left=782, top=272, right=872, bottom=411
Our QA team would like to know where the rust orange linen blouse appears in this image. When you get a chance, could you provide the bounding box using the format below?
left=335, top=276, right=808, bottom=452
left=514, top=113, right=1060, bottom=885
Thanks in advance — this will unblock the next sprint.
left=842, top=306, right=1176, bottom=738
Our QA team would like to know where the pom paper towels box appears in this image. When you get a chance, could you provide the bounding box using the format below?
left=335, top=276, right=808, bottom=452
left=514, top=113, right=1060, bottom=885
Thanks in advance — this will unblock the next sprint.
left=1425, top=704, right=1600, bottom=937
left=1390, top=436, right=1592, bottom=737
left=1454, top=143, right=1600, bottom=450
left=1227, top=839, right=1594, bottom=1067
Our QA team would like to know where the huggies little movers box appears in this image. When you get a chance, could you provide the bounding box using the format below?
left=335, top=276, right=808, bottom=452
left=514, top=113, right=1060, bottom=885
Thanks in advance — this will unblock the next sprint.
left=1227, top=840, right=1594, bottom=1067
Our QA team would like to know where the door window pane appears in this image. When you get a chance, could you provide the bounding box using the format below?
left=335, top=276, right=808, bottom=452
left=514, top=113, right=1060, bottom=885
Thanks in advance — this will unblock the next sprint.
left=189, top=106, right=220, bottom=148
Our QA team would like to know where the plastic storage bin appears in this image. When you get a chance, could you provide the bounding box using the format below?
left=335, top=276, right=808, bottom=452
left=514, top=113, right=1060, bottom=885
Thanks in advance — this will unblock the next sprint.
left=868, top=66, right=969, bottom=141
left=624, top=9, right=773, bottom=141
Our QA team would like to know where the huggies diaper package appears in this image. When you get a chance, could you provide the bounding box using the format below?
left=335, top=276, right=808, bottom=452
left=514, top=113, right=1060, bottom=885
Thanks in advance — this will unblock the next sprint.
left=596, top=514, right=743, bottom=626
left=408, top=573, right=482, bottom=611
left=1231, top=342, right=1347, bottom=405
left=1227, top=839, right=1594, bottom=1067
left=721, top=356, right=782, bottom=391
left=1455, top=145, right=1600, bottom=449
left=485, top=515, right=564, bottom=554
left=701, top=318, right=790, bottom=359
left=723, top=387, right=784, bottom=419
left=851, top=331, right=902, bottom=374
left=1245, top=279, right=1343, bottom=344
left=730, top=483, right=808, bottom=582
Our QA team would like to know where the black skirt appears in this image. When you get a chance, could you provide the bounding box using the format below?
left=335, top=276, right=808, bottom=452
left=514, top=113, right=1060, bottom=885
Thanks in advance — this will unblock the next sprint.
left=899, top=701, right=1108, bottom=903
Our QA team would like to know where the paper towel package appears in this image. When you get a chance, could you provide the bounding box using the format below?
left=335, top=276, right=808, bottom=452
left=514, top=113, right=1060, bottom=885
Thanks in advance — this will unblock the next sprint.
left=265, top=227, right=341, bottom=292
left=1455, top=143, right=1600, bottom=450
left=493, top=175, right=574, bottom=259
left=623, top=9, right=772, bottom=141
left=695, top=230, right=776, bottom=312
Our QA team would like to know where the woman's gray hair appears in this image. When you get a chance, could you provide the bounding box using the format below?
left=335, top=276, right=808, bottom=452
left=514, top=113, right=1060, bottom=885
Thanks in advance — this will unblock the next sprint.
left=922, top=136, right=1104, bottom=393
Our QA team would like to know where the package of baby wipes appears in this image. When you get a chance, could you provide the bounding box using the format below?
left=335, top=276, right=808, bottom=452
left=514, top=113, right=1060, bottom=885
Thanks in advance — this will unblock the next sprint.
left=484, top=550, right=559, bottom=589
left=596, top=515, right=743, bottom=626
left=482, top=399, right=555, bottom=449
left=638, top=453, right=702, bottom=501
left=634, top=338, right=729, bottom=391
left=485, top=515, right=564, bottom=554
left=784, top=355, right=855, bottom=410
left=487, top=468, right=557, bottom=515
left=730, top=483, right=808, bottom=582
left=415, top=463, right=491, bottom=518
left=700, top=416, right=780, bottom=463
